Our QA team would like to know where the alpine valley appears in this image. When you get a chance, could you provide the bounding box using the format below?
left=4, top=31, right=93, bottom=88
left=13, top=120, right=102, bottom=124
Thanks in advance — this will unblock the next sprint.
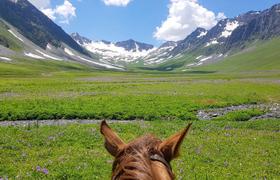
left=0, top=0, right=280, bottom=72
left=1, top=2, right=280, bottom=179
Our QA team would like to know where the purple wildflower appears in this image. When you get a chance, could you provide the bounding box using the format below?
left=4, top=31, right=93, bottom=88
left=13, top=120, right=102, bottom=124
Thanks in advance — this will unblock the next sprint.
left=35, top=166, right=49, bottom=175
left=36, top=166, right=41, bottom=172
left=42, top=168, right=49, bottom=175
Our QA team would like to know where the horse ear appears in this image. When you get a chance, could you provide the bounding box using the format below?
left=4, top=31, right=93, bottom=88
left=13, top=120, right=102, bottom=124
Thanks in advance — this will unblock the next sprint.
left=159, top=123, right=192, bottom=162
left=100, top=121, right=126, bottom=157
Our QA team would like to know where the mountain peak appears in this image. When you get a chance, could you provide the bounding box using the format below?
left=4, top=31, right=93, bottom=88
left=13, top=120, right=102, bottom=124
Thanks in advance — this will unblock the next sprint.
left=71, top=33, right=92, bottom=45
left=115, top=39, right=154, bottom=52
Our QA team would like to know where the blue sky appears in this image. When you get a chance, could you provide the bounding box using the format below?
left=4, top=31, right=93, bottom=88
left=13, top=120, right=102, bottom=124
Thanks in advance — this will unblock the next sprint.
left=30, top=0, right=280, bottom=46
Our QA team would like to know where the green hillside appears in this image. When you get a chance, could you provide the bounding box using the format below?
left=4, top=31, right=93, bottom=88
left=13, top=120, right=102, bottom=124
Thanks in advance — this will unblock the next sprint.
left=195, top=38, right=280, bottom=72
left=0, top=57, right=97, bottom=77
left=0, top=20, right=22, bottom=51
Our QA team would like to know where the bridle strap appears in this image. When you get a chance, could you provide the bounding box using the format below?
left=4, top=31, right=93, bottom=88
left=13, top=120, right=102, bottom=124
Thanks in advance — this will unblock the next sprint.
left=150, top=154, right=172, bottom=172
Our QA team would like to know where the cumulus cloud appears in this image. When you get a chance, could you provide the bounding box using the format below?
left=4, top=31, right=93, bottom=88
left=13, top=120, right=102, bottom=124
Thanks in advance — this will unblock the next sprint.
left=102, top=0, right=132, bottom=7
left=30, top=0, right=76, bottom=24
left=54, top=0, right=76, bottom=24
left=154, top=0, right=226, bottom=41
left=29, top=0, right=51, bottom=9
left=41, top=8, right=56, bottom=20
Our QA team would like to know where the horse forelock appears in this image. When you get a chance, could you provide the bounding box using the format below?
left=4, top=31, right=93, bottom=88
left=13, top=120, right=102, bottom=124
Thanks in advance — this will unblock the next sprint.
left=112, top=135, right=168, bottom=180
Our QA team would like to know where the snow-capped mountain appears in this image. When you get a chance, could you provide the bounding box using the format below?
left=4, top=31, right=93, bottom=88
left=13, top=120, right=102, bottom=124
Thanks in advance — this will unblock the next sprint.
left=1, top=0, right=280, bottom=71
left=71, top=33, right=156, bottom=63
left=150, top=3, right=280, bottom=69
left=71, top=1, right=280, bottom=68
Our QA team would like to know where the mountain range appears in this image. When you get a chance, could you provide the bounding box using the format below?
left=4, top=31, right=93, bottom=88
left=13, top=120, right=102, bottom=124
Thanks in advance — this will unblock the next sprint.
left=0, top=0, right=280, bottom=71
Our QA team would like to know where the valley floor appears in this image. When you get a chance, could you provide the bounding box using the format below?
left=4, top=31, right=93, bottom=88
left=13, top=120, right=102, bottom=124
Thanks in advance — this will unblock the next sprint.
left=0, top=58, right=279, bottom=179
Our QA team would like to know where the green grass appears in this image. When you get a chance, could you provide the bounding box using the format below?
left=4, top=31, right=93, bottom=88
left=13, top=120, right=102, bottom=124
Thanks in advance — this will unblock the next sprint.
left=0, top=57, right=99, bottom=77
left=0, top=120, right=279, bottom=179
left=137, top=54, right=196, bottom=72
left=1, top=73, right=280, bottom=121
left=214, top=109, right=266, bottom=122
left=0, top=58, right=279, bottom=122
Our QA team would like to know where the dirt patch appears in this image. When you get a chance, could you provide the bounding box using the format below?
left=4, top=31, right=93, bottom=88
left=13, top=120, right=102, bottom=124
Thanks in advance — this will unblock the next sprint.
left=197, top=103, right=280, bottom=120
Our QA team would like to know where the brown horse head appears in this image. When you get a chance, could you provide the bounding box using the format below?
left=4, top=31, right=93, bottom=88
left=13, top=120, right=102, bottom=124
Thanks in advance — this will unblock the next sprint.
left=100, top=121, right=192, bottom=180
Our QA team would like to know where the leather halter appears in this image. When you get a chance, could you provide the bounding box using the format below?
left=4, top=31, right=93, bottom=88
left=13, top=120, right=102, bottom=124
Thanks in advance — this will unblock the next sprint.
left=150, top=154, right=172, bottom=172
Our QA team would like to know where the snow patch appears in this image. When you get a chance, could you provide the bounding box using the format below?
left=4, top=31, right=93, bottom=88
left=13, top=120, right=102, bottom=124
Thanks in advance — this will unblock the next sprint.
left=250, top=11, right=260, bottom=15
left=218, top=54, right=223, bottom=58
left=197, top=31, right=207, bottom=38
left=46, top=44, right=52, bottom=50
left=82, top=41, right=156, bottom=63
left=8, top=29, right=24, bottom=42
left=76, top=55, right=123, bottom=70
left=205, top=39, right=219, bottom=47
left=196, top=55, right=203, bottom=60
left=186, top=63, right=196, bottom=67
left=64, top=48, right=75, bottom=56
left=62, top=47, right=123, bottom=70
left=0, top=56, right=12, bottom=61
left=186, top=55, right=215, bottom=67
left=35, top=50, right=62, bottom=61
left=220, top=21, right=239, bottom=38
left=200, top=56, right=213, bottom=62
left=24, top=52, right=45, bottom=59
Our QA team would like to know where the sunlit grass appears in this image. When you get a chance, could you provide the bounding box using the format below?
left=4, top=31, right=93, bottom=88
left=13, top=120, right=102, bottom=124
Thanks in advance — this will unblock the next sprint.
left=0, top=120, right=279, bottom=179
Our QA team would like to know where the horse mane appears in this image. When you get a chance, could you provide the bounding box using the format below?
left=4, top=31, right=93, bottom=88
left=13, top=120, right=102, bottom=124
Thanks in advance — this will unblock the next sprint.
left=112, top=148, right=153, bottom=179
left=112, top=135, right=171, bottom=180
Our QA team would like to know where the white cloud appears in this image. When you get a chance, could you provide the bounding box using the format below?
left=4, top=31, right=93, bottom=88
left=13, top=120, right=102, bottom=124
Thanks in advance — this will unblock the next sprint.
left=29, top=0, right=76, bottom=24
left=102, top=0, right=132, bottom=7
left=41, top=8, right=56, bottom=20
left=216, top=12, right=227, bottom=21
left=54, top=0, right=76, bottom=24
left=154, top=0, right=226, bottom=41
left=29, top=0, right=51, bottom=9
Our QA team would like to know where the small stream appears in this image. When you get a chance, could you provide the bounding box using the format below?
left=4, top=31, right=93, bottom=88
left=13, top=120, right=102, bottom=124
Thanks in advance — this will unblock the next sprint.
left=0, top=104, right=279, bottom=126
left=197, top=103, right=280, bottom=120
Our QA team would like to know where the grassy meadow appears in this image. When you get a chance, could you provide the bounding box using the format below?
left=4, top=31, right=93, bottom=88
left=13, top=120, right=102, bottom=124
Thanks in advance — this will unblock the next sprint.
left=0, top=56, right=280, bottom=179
left=0, top=120, right=279, bottom=179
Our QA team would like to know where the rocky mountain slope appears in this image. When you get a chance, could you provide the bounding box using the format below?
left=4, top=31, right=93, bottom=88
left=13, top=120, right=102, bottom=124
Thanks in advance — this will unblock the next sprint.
left=0, top=0, right=88, bottom=55
left=0, top=0, right=123, bottom=70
